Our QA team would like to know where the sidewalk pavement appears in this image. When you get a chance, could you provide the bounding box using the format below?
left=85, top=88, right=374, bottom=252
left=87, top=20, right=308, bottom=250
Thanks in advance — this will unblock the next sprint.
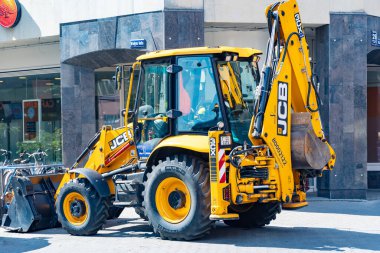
left=1, top=197, right=380, bottom=253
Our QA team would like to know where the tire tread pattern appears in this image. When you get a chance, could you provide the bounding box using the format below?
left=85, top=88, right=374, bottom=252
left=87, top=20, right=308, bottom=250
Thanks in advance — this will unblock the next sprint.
left=143, top=155, right=213, bottom=240
left=56, top=179, right=109, bottom=236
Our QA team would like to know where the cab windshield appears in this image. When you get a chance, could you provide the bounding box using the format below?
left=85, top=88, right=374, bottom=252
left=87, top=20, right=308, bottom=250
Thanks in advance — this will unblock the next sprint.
left=217, top=60, right=259, bottom=144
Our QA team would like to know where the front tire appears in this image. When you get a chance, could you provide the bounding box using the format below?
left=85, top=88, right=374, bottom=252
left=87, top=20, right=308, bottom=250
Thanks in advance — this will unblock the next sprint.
left=143, top=155, right=213, bottom=240
left=224, top=202, right=281, bottom=228
left=56, top=179, right=109, bottom=235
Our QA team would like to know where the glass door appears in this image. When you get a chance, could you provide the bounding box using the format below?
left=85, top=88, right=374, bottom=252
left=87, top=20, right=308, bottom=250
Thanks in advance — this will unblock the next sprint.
left=367, top=67, right=380, bottom=189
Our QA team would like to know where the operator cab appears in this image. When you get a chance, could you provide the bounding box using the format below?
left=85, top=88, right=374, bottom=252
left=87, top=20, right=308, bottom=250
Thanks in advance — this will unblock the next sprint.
left=121, top=47, right=262, bottom=160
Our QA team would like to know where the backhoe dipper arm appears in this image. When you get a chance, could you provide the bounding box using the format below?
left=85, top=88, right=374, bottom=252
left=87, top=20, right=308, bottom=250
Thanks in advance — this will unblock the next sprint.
left=248, top=0, right=336, bottom=201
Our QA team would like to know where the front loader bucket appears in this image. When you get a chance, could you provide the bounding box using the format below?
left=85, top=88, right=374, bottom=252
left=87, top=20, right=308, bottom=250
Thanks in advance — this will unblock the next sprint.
left=1, top=174, right=64, bottom=232
left=291, top=112, right=331, bottom=170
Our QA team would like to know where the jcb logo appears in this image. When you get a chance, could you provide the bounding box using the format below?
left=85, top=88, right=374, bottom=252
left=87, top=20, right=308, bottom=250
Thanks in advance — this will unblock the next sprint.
left=209, top=138, right=216, bottom=157
left=277, top=82, right=288, bottom=136
left=294, top=13, right=304, bottom=38
left=109, top=132, right=129, bottom=150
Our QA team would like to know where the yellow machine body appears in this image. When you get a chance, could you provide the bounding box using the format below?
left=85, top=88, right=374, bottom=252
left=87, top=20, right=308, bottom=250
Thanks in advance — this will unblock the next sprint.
left=55, top=125, right=138, bottom=198
left=56, top=0, right=335, bottom=224
left=2, top=0, right=335, bottom=239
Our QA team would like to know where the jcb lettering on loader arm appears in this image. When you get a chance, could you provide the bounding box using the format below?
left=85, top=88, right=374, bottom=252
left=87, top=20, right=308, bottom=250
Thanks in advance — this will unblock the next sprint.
left=277, top=81, right=288, bottom=136
left=2, top=0, right=335, bottom=241
left=109, top=132, right=129, bottom=151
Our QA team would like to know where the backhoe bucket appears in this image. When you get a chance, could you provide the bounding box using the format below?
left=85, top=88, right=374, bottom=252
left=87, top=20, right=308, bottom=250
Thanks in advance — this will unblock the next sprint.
left=291, top=113, right=330, bottom=170
left=1, top=174, right=64, bottom=232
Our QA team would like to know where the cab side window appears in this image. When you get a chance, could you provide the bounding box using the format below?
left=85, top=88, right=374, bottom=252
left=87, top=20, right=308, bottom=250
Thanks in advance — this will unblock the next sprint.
left=124, top=64, right=140, bottom=126
left=137, top=62, right=169, bottom=144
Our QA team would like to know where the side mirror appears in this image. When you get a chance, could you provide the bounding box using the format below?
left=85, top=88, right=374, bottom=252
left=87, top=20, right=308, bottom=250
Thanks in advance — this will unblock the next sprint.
left=166, top=109, right=182, bottom=119
left=121, top=109, right=126, bottom=117
left=113, top=66, right=122, bottom=90
left=121, top=109, right=135, bottom=120
left=166, top=64, right=183, bottom=74
left=126, top=110, right=135, bottom=119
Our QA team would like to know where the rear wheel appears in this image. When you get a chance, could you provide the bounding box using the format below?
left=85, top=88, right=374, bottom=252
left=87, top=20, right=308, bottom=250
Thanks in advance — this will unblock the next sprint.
left=56, top=179, right=109, bottom=235
left=134, top=184, right=148, bottom=220
left=134, top=206, right=148, bottom=220
left=224, top=202, right=281, bottom=228
left=143, top=155, right=213, bottom=240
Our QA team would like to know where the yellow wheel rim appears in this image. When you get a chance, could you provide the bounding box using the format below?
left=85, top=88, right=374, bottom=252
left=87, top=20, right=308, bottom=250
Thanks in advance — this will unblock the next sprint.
left=63, top=192, right=88, bottom=226
left=155, top=177, right=191, bottom=224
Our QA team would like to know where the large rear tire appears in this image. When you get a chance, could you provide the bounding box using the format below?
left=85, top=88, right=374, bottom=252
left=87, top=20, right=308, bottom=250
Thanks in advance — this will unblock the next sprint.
left=224, top=202, right=281, bottom=228
left=143, top=155, right=213, bottom=240
left=56, top=179, right=109, bottom=235
left=134, top=183, right=148, bottom=220
left=134, top=206, right=148, bottom=220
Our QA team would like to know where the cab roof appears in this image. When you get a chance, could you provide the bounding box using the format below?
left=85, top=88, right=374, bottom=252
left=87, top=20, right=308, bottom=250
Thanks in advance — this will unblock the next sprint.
left=136, top=46, right=262, bottom=61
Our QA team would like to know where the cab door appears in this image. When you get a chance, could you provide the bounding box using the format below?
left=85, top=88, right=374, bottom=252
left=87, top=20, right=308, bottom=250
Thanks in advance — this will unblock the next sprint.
left=133, top=60, right=171, bottom=159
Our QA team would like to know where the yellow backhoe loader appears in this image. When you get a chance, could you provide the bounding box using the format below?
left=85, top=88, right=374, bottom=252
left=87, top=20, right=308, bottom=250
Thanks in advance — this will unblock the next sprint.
left=1, top=0, right=335, bottom=240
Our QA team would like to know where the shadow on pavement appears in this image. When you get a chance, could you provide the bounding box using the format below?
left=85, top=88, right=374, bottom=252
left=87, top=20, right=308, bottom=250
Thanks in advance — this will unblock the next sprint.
left=96, top=218, right=155, bottom=238
left=3, top=214, right=379, bottom=252
left=0, top=236, right=50, bottom=253
left=199, top=224, right=380, bottom=251
left=104, top=217, right=141, bottom=228
left=291, top=199, right=380, bottom=216
left=79, top=217, right=380, bottom=252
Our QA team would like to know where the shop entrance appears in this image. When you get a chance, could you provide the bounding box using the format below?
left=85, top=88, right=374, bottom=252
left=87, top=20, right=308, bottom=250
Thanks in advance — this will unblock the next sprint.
left=0, top=70, right=62, bottom=163
left=367, top=49, right=380, bottom=189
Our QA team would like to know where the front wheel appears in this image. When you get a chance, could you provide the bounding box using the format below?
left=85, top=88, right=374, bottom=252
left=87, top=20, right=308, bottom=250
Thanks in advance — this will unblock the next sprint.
left=56, top=179, right=109, bottom=235
left=143, top=155, right=213, bottom=240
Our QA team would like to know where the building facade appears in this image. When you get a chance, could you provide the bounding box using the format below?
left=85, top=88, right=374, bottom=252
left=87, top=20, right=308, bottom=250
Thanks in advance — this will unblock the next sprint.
left=0, top=0, right=379, bottom=199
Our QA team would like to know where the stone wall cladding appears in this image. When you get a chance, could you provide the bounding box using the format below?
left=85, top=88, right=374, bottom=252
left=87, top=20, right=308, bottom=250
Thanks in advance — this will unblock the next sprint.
left=317, top=13, right=380, bottom=199
left=60, top=10, right=204, bottom=166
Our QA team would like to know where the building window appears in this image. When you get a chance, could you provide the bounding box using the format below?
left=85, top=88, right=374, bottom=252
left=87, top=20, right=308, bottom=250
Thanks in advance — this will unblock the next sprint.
left=0, top=71, right=62, bottom=163
left=95, top=68, right=120, bottom=129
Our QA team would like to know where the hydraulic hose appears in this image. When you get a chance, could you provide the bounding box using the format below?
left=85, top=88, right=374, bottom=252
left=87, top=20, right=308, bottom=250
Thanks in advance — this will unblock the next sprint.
left=278, top=32, right=322, bottom=113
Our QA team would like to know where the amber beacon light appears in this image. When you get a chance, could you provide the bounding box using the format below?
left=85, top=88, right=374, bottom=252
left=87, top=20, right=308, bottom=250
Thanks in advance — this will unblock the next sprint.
left=0, top=0, right=22, bottom=28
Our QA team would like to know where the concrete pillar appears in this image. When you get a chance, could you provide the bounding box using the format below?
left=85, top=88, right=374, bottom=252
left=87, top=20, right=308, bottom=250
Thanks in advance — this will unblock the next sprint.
left=164, top=10, right=204, bottom=49
left=61, top=64, right=96, bottom=166
left=316, top=14, right=368, bottom=199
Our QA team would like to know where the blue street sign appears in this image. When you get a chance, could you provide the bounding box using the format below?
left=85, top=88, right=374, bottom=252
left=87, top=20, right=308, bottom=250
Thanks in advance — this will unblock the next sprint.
left=371, top=31, right=380, bottom=47
left=130, top=39, right=147, bottom=49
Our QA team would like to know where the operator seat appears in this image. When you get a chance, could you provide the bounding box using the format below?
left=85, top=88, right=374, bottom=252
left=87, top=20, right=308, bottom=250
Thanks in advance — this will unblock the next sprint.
left=136, top=105, right=168, bottom=159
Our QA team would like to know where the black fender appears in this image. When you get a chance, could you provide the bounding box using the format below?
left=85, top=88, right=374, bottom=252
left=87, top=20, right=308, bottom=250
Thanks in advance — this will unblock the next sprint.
left=69, top=168, right=110, bottom=198
left=144, top=146, right=208, bottom=182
